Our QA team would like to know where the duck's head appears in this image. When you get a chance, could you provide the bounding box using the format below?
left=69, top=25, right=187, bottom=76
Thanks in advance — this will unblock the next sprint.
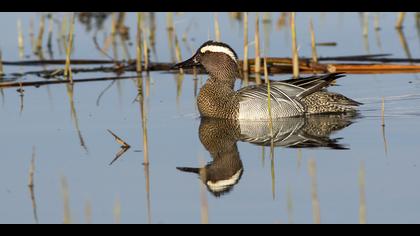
left=172, top=40, right=240, bottom=80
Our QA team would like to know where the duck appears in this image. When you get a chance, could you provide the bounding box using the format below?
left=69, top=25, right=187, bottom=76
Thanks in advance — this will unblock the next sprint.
left=172, top=40, right=361, bottom=120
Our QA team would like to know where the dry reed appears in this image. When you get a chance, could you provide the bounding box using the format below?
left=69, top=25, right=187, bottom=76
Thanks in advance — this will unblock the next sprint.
left=143, top=27, right=149, bottom=71
left=28, top=146, right=38, bottom=224
left=64, top=13, right=74, bottom=84
left=214, top=12, right=221, bottom=41
left=309, top=18, right=318, bottom=63
left=35, top=14, right=45, bottom=53
left=290, top=12, right=299, bottom=78
left=254, top=13, right=261, bottom=84
left=17, top=19, right=24, bottom=59
left=136, top=13, right=142, bottom=73
left=243, top=12, right=249, bottom=73
left=396, top=12, right=406, bottom=29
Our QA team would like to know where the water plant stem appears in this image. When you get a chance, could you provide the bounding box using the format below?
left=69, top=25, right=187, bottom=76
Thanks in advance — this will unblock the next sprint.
left=291, top=12, right=299, bottom=78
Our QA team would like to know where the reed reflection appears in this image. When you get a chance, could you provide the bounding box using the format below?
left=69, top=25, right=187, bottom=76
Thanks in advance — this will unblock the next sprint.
left=178, top=113, right=359, bottom=197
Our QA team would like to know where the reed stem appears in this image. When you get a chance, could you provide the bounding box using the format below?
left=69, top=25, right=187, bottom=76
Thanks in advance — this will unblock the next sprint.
left=243, top=12, right=249, bottom=73
left=143, top=28, right=149, bottom=71
left=136, top=13, right=143, bottom=73
left=17, top=19, right=24, bottom=59
left=381, top=97, right=385, bottom=127
left=64, top=13, right=74, bottom=84
left=35, top=14, right=45, bottom=53
left=291, top=12, right=299, bottom=78
left=309, top=18, right=318, bottom=63
left=264, top=57, right=273, bottom=137
left=214, top=12, right=221, bottom=41
left=254, top=13, right=261, bottom=84
left=396, top=12, right=406, bottom=29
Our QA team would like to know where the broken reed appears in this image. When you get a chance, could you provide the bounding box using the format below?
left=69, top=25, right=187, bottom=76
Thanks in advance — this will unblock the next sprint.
left=243, top=12, right=249, bottom=73
left=291, top=12, right=299, bottom=78
left=396, top=12, right=406, bottom=29
left=64, top=13, right=75, bottom=83
left=309, top=18, right=318, bottom=63
left=136, top=13, right=142, bottom=73
left=254, top=13, right=261, bottom=84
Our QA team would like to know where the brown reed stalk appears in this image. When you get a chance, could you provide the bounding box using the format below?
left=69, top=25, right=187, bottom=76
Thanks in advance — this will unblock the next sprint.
left=291, top=12, right=299, bottom=78
left=214, top=12, right=221, bottom=41
left=396, top=12, right=406, bottom=29
left=309, top=18, right=318, bottom=63
left=17, top=19, right=24, bottom=59
left=254, top=13, right=261, bottom=84
left=35, top=14, right=45, bottom=53
left=136, top=13, right=143, bottom=73
left=243, top=12, right=249, bottom=73
left=64, top=13, right=74, bottom=84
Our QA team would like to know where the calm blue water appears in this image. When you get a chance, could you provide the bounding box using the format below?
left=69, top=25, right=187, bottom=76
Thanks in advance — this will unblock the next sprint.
left=0, top=12, right=419, bottom=224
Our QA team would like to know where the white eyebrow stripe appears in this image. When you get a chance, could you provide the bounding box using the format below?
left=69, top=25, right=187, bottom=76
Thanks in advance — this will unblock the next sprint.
left=200, top=45, right=237, bottom=62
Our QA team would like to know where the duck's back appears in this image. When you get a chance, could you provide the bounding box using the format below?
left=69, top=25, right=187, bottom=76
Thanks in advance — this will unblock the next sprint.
left=237, top=82, right=306, bottom=120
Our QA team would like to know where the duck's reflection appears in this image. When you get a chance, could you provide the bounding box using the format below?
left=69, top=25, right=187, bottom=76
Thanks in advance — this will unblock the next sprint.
left=177, top=114, right=359, bottom=197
